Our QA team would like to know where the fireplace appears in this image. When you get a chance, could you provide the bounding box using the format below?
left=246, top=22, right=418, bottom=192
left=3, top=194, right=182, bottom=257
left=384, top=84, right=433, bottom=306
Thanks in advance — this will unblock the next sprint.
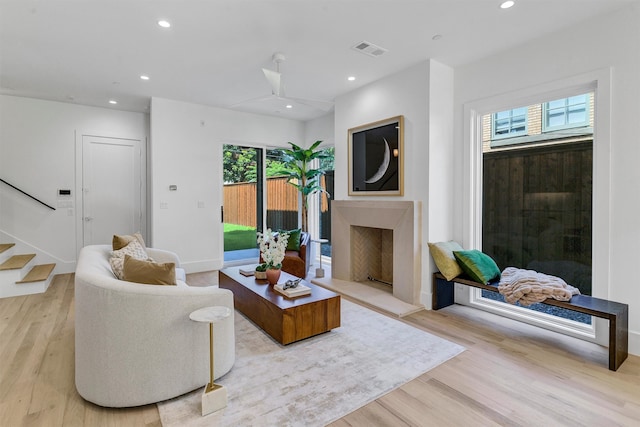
left=350, top=226, right=393, bottom=285
left=331, top=200, right=422, bottom=306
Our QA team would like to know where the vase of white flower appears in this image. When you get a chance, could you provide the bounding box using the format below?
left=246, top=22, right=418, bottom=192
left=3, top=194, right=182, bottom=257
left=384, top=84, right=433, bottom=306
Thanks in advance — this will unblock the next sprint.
left=257, top=229, right=290, bottom=285
left=265, top=268, right=281, bottom=285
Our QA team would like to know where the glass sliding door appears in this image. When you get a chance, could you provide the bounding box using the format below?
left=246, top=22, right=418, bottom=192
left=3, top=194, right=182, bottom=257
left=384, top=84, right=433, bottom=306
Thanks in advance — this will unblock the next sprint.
left=318, top=147, right=334, bottom=258
left=222, top=144, right=333, bottom=265
left=222, top=144, right=263, bottom=262
left=265, top=148, right=298, bottom=231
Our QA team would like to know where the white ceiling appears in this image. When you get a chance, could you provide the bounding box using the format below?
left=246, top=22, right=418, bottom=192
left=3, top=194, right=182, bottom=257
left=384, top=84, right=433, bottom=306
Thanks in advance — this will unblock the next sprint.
left=0, top=0, right=636, bottom=121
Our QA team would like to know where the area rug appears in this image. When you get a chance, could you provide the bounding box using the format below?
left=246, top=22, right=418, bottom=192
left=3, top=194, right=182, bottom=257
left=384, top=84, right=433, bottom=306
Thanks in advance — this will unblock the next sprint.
left=157, top=300, right=464, bottom=426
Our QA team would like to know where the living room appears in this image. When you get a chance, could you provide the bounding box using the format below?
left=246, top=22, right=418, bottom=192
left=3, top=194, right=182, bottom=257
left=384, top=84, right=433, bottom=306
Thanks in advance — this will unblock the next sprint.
left=1, top=1, right=640, bottom=425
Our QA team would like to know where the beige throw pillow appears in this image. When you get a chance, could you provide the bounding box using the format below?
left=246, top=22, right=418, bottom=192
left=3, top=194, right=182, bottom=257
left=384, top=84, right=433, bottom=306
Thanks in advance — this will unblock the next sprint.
left=428, top=241, right=464, bottom=281
left=122, top=255, right=176, bottom=286
left=112, top=232, right=146, bottom=251
left=109, top=240, right=150, bottom=280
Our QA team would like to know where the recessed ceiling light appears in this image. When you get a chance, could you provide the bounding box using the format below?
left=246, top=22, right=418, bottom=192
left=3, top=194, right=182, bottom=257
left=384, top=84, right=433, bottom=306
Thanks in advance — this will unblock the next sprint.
left=108, top=100, right=117, bottom=105
left=140, top=75, right=150, bottom=80
left=158, top=20, right=171, bottom=28
left=500, top=1, right=515, bottom=9
left=285, top=104, right=293, bottom=109
left=347, top=76, right=356, bottom=81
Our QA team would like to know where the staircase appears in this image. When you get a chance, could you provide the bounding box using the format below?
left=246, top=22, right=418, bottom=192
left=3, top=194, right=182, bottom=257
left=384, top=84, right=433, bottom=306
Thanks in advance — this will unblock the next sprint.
left=0, top=242, right=56, bottom=298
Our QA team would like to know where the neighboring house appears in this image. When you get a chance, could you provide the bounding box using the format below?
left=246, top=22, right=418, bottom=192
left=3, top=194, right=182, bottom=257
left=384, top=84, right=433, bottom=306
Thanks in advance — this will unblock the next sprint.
left=482, top=93, right=594, bottom=153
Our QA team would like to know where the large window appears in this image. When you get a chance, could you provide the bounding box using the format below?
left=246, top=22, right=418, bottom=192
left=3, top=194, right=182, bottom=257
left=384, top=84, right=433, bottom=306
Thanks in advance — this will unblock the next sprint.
left=480, top=92, right=594, bottom=327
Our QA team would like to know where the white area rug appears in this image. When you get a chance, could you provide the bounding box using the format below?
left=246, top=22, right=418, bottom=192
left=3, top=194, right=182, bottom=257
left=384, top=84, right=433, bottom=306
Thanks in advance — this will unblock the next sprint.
left=158, top=300, right=464, bottom=426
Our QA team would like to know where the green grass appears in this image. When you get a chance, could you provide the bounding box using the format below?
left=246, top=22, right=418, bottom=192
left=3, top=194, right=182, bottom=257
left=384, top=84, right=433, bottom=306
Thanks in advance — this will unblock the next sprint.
left=224, top=223, right=258, bottom=251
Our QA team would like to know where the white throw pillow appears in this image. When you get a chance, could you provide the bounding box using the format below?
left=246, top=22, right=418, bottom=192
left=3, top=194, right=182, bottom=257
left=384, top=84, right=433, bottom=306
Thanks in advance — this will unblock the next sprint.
left=109, top=240, right=150, bottom=280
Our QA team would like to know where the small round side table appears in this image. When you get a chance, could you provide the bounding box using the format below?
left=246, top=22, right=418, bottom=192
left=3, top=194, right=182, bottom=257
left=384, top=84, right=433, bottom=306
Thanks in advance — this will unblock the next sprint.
left=312, top=238, right=329, bottom=278
left=189, top=306, right=231, bottom=416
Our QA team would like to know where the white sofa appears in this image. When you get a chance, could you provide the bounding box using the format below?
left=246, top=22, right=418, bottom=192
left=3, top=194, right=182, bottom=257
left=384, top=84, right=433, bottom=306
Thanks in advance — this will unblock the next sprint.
left=74, top=244, right=235, bottom=407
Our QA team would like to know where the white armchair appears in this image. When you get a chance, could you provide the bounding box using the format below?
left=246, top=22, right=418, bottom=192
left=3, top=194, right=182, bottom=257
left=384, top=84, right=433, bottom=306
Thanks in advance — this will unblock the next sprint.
left=74, top=245, right=235, bottom=407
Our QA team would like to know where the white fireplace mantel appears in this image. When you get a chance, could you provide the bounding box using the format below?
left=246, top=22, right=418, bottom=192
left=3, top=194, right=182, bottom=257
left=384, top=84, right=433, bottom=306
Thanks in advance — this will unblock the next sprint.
left=331, top=200, right=422, bottom=306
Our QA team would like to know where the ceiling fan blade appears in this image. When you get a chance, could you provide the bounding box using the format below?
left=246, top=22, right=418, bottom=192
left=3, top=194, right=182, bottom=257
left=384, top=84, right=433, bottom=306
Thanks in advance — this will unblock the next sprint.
left=286, top=96, right=334, bottom=112
left=228, top=94, right=275, bottom=109
left=262, top=68, right=282, bottom=97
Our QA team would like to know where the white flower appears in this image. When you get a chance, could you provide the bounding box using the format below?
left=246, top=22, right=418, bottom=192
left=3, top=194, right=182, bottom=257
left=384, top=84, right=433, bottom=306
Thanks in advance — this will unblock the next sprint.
left=257, top=228, right=290, bottom=269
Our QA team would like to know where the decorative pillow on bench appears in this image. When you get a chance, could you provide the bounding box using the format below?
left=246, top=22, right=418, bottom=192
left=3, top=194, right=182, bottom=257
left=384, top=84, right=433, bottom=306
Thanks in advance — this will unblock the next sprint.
left=453, top=249, right=501, bottom=284
left=428, top=241, right=464, bottom=280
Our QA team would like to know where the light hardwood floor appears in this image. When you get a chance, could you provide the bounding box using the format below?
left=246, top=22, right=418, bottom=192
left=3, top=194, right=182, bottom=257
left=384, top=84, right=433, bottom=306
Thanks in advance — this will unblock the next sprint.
left=1, top=273, right=639, bottom=426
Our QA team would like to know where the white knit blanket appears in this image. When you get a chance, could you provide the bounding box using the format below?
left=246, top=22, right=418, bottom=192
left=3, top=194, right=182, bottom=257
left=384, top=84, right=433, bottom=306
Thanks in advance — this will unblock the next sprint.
left=498, top=267, right=580, bottom=306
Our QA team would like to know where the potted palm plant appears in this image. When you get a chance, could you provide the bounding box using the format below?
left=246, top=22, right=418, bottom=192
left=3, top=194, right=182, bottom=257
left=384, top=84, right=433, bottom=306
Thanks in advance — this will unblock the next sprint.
left=281, top=140, right=330, bottom=233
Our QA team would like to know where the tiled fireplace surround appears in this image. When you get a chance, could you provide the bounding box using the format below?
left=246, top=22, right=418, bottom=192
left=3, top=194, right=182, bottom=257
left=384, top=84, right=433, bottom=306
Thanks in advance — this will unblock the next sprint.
left=330, top=200, right=422, bottom=307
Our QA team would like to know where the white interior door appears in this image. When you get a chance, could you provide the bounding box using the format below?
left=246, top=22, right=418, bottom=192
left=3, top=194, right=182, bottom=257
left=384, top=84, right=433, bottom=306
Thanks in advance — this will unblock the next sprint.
left=82, top=136, right=142, bottom=246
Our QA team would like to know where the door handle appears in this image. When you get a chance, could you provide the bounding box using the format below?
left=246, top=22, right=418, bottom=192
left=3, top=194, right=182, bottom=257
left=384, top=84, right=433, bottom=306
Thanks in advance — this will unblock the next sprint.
left=84, top=216, right=93, bottom=222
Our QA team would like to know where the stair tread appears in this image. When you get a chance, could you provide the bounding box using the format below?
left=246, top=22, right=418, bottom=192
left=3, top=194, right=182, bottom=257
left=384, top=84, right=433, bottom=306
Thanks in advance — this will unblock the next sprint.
left=0, top=243, right=16, bottom=254
left=0, top=254, right=36, bottom=270
left=16, top=263, right=56, bottom=283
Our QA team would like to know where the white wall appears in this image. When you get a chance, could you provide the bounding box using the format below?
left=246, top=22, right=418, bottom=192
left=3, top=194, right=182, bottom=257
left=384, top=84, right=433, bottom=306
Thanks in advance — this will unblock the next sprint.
left=453, top=4, right=640, bottom=355
left=334, top=61, right=429, bottom=201
left=426, top=61, right=455, bottom=242
left=0, top=93, right=307, bottom=274
left=149, top=97, right=305, bottom=272
left=0, top=95, right=148, bottom=271
left=304, top=113, right=334, bottom=147
left=333, top=60, right=454, bottom=306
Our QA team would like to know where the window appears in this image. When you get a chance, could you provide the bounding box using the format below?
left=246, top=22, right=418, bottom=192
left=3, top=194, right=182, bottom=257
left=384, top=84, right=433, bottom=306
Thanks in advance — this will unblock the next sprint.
left=467, top=71, right=611, bottom=346
left=492, top=107, right=527, bottom=140
left=480, top=92, right=594, bottom=327
left=543, top=94, right=589, bottom=132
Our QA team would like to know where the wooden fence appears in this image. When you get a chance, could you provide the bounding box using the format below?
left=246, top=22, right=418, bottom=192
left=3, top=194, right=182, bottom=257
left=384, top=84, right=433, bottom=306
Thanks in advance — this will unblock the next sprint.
left=224, top=176, right=330, bottom=229
left=224, top=177, right=297, bottom=227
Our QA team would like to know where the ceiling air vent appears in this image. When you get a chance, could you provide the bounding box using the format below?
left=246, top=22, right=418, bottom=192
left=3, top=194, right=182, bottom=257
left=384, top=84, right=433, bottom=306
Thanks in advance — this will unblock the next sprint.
left=351, top=41, right=388, bottom=57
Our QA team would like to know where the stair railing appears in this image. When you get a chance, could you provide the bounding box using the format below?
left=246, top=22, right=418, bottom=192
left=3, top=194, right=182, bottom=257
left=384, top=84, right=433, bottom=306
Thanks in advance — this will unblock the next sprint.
left=0, top=178, right=56, bottom=210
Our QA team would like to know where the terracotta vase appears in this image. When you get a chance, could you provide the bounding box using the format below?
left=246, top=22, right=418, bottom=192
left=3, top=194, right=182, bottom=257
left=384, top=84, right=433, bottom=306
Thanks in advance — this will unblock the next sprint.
left=265, top=268, right=281, bottom=285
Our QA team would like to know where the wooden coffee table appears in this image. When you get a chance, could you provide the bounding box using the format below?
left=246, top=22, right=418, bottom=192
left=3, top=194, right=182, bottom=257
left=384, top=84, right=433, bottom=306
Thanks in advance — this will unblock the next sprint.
left=219, top=267, right=341, bottom=345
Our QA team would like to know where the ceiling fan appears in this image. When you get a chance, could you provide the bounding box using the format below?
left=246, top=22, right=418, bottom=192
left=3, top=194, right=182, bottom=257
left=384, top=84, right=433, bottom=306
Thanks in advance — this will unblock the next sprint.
left=232, top=52, right=334, bottom=113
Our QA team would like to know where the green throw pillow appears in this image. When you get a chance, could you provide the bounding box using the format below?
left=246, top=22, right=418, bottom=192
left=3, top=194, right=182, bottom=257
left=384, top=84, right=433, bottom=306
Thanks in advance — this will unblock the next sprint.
left=453, top=249, right=501, bottom=284
left=280, top=228, right=301, bottom=251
